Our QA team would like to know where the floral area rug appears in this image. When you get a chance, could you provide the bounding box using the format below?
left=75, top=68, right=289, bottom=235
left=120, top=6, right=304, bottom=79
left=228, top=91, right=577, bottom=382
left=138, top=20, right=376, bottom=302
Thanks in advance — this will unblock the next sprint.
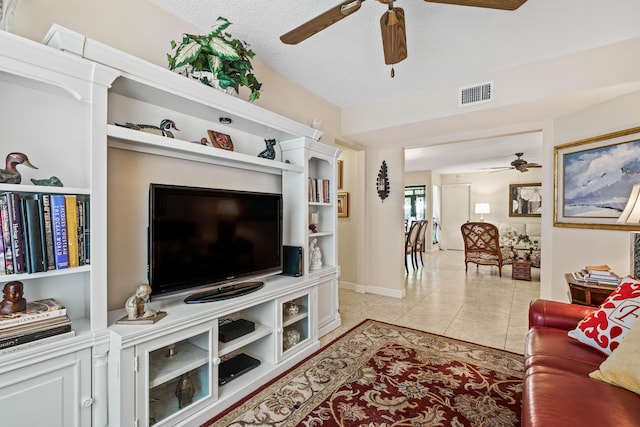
left=205, top=319, right=524, bottom=427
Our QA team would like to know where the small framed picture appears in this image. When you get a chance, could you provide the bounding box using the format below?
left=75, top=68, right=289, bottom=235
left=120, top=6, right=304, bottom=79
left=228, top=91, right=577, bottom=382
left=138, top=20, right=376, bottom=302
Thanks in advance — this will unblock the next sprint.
left=207, top=130, right=234, bottom=151
left=337, top=192, right=349, bottom=218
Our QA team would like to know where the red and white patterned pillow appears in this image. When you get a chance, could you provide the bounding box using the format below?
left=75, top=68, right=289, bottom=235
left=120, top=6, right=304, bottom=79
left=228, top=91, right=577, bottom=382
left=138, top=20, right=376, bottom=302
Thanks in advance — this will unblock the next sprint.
left=568, top=277, right=640, bottom=355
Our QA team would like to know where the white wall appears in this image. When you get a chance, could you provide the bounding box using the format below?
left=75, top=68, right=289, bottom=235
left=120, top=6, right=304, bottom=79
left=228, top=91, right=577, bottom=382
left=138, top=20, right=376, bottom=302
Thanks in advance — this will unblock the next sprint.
left=544, top=90, right=640, bottom=302
left=336, top=147, right=360, bottom=285
left=440, top=169, right=543, bottom=228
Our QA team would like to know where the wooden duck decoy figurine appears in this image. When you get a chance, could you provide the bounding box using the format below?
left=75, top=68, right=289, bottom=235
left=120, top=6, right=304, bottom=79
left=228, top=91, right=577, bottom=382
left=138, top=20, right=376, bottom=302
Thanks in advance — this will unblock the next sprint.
left=258, top=139, right=277, bottom=160
left=0, top=152, right=38, bottom=184
left=31, top=176, right=63, bottom=187
left=115, top=119, right=180, bottom=138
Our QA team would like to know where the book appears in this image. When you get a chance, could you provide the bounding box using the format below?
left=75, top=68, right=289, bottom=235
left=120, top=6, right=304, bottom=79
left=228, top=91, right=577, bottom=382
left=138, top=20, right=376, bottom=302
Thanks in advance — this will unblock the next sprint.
left=6, top=192, right=26, bottom=273
left=0, top=216, right=4, bottom=275
left=83, top=200, right=90, bottom=265
left=0, top=195, right=13, bottom=275
left=585, top=265, right=611, bottom=271
left=65, top=195, right=79, bottom=267
left=0, top=298, right=66, bottom=330
left=22, top=196, right=46, bottom=273
left=77, top=200, right=85, bottom=266
left=0, top=330, right=75, bottom=355
left=0, top=322, right=72, bottom=351
left=40, top=194, right=56, bottom=271
left=0, top=314, right=70, bottom=338
left=50, top=194, right=69, bottom=269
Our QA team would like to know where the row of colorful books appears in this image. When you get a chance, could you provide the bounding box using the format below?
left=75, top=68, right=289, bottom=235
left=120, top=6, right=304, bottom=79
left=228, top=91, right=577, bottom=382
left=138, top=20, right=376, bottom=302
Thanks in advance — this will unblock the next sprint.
left=308, top=178, right=330, bottom=203
left=0, top=298, right=74, bottom=354
left=0, top=192, right=90, bottom=275
left=571, top=264, right=621, bottom=286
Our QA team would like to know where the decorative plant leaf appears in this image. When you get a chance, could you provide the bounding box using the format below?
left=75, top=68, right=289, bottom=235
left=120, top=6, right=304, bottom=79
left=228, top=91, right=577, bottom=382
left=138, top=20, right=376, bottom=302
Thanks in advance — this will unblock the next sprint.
left=173, top=40, right=202, bottom=69
left=208, top=55, right=222, bottom=73
left=208, top=37, right=241, bottom=61
left=208, top=16, right=232, bottom=37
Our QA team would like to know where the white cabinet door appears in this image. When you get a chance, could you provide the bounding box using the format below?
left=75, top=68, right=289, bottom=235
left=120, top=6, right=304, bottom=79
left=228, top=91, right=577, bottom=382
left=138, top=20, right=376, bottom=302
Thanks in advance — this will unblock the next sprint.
left=0, top=349, right=91, bottom=427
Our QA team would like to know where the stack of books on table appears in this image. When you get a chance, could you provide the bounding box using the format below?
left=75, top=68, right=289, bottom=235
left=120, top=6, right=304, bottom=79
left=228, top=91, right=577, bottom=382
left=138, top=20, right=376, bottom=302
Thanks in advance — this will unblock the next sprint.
left=0, top=298, right=74, bottom=354
left=572, top=265, right=622, bottom=287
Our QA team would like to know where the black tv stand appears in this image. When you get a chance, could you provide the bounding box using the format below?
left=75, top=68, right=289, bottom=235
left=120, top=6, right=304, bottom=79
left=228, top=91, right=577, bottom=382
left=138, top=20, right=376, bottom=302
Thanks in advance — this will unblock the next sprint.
left=184, top=281, right=264, bottom=304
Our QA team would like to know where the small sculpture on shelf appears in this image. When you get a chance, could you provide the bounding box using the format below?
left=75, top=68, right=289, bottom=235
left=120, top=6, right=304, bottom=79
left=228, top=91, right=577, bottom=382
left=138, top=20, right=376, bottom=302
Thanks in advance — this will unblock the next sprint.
left=0, top=152, right=38, bottom=184
left=30, top=176, right=64, bottom=187
left=175, top=373, right=195, bottom=409
left=115, top=119, right=180, bottom=138
left=309, top=238, right=323, bottom=270
left=0, top=281, right=27, bottom=315
left=117, top=284, right=167, bottom=324
left=257, top=138, right=277, bottom=160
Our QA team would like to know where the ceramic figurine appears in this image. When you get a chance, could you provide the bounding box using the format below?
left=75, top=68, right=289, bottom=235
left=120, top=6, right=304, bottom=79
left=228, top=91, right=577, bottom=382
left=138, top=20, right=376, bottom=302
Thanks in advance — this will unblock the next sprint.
left=257, top=138, right=277, bottom=160
left=124, top=284, right=164, bottom=320
left=0, top=281, right=27, bottom=315
left=30, top=176, right=64, bottom=187
left=115, top=119, right=180, bottom=138
left=0, top=152, right=38, bottom=184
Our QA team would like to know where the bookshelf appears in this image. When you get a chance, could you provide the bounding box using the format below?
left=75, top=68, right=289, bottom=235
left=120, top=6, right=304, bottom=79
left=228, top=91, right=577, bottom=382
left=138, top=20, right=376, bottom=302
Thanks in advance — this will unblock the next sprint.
left=32, top=24, right=343, bottom=426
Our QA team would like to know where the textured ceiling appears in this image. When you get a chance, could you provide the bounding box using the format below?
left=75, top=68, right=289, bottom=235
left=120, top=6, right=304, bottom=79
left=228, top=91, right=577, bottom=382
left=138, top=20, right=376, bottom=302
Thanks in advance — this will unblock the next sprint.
left=148, top=0, right=640, bottom=172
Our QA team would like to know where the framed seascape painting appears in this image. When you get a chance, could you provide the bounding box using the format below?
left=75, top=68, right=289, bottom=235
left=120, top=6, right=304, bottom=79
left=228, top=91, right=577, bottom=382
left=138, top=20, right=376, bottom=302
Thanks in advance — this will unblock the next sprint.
left=509, top=183, right=541, bottom=217
left=554, top=126, right=640, bottom=229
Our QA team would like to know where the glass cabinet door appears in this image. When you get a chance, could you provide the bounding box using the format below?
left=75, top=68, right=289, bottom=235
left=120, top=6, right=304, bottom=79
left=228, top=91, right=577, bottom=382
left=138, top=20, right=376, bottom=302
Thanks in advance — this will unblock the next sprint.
left=141, top=329, right=212, bottom=426
left=280, top=293, right=311, bottom=357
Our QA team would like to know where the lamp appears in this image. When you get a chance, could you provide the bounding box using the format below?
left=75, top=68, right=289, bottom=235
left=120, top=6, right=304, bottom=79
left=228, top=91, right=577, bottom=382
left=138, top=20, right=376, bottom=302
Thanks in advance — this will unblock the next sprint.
left=617, top=183, right=640, bottom=223
left=475, top=203, right=490, bottom=221
left=618, top=184, right=640, bottom=279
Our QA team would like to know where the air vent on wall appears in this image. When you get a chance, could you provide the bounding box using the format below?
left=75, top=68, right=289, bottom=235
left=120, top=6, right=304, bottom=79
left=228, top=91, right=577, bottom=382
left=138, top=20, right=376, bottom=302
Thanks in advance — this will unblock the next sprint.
left=459, top=81, right=493, bottom=107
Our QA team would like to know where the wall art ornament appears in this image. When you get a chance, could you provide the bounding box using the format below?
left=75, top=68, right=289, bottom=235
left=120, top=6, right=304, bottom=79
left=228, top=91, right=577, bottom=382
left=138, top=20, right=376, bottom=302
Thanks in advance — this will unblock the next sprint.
left=377, top=160, right=390, bottom=201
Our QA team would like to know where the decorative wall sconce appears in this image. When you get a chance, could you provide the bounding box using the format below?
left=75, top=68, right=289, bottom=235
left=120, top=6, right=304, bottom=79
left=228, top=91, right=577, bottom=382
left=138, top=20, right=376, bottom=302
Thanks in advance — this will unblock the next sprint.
left=377, top=160, right=390, bottom=201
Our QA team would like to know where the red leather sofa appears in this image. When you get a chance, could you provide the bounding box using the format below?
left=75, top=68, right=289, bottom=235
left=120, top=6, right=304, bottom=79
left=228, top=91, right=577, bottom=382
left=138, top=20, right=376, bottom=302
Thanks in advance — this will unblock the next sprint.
left=523, top=299, right=640, bottom=427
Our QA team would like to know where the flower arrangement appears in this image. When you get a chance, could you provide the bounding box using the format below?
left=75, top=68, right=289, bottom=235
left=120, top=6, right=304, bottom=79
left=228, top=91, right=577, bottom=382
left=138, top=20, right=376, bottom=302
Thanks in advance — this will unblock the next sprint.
left=517, top=234, right=532, bottom=245
left=167, top=17, right=262, bottom=102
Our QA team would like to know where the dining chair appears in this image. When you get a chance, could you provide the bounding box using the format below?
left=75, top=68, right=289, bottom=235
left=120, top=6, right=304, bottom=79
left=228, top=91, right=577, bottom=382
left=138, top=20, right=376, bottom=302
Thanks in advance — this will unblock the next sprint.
left=405, top=221, right=420, bottom=272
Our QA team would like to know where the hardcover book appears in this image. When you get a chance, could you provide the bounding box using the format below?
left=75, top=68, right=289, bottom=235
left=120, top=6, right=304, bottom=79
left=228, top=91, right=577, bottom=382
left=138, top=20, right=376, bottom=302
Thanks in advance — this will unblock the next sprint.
left=0, top=313, right=70, bottom=338
left=0, top=196, right=13, bottom=275
left=22, top=196, right=46, bottom=273
left=0, top=298, right=66, bottom=330
left=50, top=194, right=69, bottom=269
left=0, top=322, right=72, bottom=351
left=0, top=218, right=5, bottom=275
left=6, top=192, right=26, bottom=273
left=40, top=194, right=56, bottom=271
left=65, top=195, right=79, bottom=268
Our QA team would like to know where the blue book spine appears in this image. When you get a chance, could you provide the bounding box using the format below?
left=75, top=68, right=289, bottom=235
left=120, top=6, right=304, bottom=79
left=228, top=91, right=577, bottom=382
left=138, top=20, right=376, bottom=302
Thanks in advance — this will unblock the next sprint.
left=50, top=195, right=69, bottom=270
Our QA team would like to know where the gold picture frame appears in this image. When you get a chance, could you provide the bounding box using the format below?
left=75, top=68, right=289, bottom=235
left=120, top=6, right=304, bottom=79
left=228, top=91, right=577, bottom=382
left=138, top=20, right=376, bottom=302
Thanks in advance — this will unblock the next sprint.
left=554, top=126, right=640, bottom=230
left=337, top=160, right=344, bottom=189
left=337, top=192, right=349, bottom=218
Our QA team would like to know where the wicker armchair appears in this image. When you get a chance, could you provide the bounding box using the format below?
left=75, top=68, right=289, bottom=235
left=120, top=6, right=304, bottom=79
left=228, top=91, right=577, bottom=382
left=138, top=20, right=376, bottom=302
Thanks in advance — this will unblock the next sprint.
left=460, top=222, right=514, bottom=277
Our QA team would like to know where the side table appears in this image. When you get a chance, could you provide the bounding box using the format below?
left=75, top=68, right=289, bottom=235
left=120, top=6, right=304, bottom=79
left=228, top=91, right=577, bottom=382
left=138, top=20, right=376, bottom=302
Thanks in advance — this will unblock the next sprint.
left=564, top=273, right=616, bottom=307
left=512, top=260, right=532, bottom=281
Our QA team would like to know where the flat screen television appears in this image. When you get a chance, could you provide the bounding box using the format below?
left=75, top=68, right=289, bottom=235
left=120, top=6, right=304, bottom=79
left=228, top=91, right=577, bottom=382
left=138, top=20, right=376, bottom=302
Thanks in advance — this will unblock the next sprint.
left=148, top=184, right=283, bottom=303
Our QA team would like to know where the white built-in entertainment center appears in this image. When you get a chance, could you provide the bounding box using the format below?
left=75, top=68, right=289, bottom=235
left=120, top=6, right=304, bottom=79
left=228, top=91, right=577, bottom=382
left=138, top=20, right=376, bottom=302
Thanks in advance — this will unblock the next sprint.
left=0, top=25, right=341, bottom=426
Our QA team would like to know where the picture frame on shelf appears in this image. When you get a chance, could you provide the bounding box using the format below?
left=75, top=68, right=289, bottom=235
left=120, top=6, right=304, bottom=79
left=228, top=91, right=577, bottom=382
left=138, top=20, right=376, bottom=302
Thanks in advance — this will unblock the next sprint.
left=337, top=192, right=349, bottom=218
left=509, top=183, right=541, bottom=217
left=554, top=126, right=640, bottom=229
left=207, top=130, right=234, bottom=151
left=337, top=160, right=344, bottom=189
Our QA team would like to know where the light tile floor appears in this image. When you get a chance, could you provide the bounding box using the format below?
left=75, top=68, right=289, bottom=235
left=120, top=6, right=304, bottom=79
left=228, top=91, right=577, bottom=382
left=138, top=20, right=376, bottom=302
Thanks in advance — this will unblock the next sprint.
left=321, top=250, right=540, bottom=354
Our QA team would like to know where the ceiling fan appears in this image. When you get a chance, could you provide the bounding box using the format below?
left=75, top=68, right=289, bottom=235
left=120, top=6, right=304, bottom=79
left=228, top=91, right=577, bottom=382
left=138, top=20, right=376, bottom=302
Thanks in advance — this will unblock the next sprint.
left=490, top=152, right=542, bottom=173
left=280, top=0, right=527, bottom=72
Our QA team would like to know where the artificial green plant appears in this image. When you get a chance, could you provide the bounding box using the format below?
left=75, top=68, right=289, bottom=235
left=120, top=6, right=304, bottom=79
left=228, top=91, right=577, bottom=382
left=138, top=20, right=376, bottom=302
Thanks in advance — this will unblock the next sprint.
left=168, top=17, right=262, bottom=102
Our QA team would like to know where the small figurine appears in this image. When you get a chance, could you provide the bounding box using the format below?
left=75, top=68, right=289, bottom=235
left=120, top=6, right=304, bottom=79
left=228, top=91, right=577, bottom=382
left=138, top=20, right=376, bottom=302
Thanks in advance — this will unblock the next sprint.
left=115, top=119, right=180, bottom=138
left=123, top=284, right=164, bottom=321
left=0, top=152, right=38, bottom=184
left=30, top=176, right=64, bottom=187
left=257, top=138, right=277, bottom=160
left=309, top=238, right=323, bottom=270
left=175, top=373, right=195, bottom=409
left=0, top=281, right=27, bottom=315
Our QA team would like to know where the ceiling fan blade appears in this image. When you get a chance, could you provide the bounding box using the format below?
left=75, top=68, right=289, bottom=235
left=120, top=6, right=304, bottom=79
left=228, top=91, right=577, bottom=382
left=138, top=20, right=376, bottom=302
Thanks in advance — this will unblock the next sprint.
left=280, top=0, right=363, bottom=45
left=380, top=7, right=407, bottom=65
left=424, top=0, right=526, bottom=11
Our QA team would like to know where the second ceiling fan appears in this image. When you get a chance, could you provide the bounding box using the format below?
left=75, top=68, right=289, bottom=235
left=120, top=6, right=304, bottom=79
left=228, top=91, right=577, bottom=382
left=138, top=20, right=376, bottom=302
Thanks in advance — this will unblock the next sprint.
left=280, top=0, right=527, bottom=70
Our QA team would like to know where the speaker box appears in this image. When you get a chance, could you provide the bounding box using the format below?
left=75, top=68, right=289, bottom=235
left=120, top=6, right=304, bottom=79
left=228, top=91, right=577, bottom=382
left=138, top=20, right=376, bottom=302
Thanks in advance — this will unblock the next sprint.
left=282, top=245, right=303, bottom=277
